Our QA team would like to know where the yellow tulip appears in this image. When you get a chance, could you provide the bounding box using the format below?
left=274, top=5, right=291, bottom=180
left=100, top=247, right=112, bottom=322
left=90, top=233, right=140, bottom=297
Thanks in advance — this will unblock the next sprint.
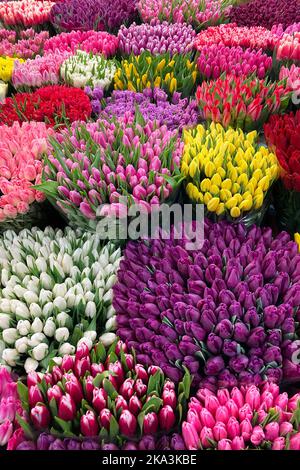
left=154, top=76, right=161, bottom=87
left=216, top=203, right=225, bottom=216
left=294, top=233, right=300, bottom=252
left=142, top=73, right=148, bottom=85
left=207, top=197, right=220, bottom=212
left=253, top=193, right=264, bottom=210
left=231, top=183, right=240, bottom=194
left=168, top=60, right=175, bottom=68
left=189, top=159, right=198, bottom=178
left=157, top=59, right=166, bottom=72
left=200, top=178, right=211, bottom=192
left=210, top=184, right=219, bottom=195
left=181, top=161, right=190, bottom=176
left=258, top=175, right=270, bottom=191
left=192, top=71, right=198, bottom=83
left=203, top=192, right=213, bottom=205
left=237, top=174, right=248, bottom=187
left=169, top=77, right=177, bottom=94
left=204, top=161, right=215, bottom=178
left=239, top=198, right=253, bottom=212
left=230, top=206, right=241, bottom=218
left=211, top=173, right=222, bottom=187
left=221, top=179, right=232, bottom=191
left=225, top=196, right=239, bottom=210
left=164, top=72, right=171, bottom=83
left=220, top=189, right=232, bottom=202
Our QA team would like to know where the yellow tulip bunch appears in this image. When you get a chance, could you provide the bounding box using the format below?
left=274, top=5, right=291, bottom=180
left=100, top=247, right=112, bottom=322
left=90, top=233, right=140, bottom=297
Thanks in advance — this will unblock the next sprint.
left=295, top=233, right=300, bottom=252
left=181, top=122, right=279, bottom=220
left=0, top=56, right=23, bottom=82
left=114, top=51, right=198, bottom=97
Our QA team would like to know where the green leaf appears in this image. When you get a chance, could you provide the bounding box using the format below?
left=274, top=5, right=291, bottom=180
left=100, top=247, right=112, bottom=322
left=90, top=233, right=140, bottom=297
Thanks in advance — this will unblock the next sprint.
left=32, top=180, right=59, bottom=197
left=181, top=367, right=192, bottom=399
left=17, top=381, right=29, bottom=412
left=103, top=378, right=118, bottom=399
left=49, top=397, right=58, bottom=418
left=137, top=411, right=145, bottom=434
left=142, top=396, right=163, bottom=414
left=54, top=417, right=72, bottom=433
left=147, top=370, right=163, bottom=396
left=93, top=371, right=115, bottom=388
left=99, top=427, right=109, bottom=440
left=16, top=414, right=35, bottom=440
left=109, top=415, right=119, bottom=440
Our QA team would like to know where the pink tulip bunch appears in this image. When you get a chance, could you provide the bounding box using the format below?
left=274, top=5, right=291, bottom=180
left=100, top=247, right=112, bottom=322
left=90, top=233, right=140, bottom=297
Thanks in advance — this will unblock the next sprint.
left=0, top=28, right=49, bottom=59
left=0, top=368, right=26, bottom=449
left=182, top=383, right=300, bottom=450
left=15, top=341, right=190, bottom=445
left=39, top=114, right=183, bottom=229
left=279, top=64, right=300, bottom=91
left=0, top=122, right=54, bottom=228
left=44, top=30, right=119, bottom=57
left=12, top=51, right=70, bottom=91
left=197, top=45, right=272, bottom=80
left=276, top=33, right=300, bottom=62
left=138, top=0, right=232, bottom=29
left=194, top=23, right=279, bottom=51
left=0, top=0, right=54, bottom=29
left=271, top=23, right=300, bottom=38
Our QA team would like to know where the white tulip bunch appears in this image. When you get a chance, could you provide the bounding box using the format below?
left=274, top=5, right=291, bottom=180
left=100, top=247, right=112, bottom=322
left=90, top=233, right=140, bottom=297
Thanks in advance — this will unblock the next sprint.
left=60, top=51, right=117, bottom=89
left=0, top=226, right=122, bottom=373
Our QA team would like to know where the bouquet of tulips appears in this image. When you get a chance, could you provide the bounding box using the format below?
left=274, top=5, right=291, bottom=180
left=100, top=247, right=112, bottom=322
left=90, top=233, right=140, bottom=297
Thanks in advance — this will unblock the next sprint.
left=197, top=45, right=272, bottom=80
left=138, top=0, right=232, bottom=29
left=0, top=56, right=23, bottom=83
left=60, top=51, right=117, bottom=90
left=114, top=52, right=198, bottom=98
left=276, top=33, right=300, bottom=63
left=183, top=383, right=300, bottom=450
left=12, top=340, right=190, bottom=448
left=0, top=122, right=54, bottom=232
left=194, top=23, right=278, bottom=51
left=44, top=31, right=119, bottom=57
left=114, top=219, right=300, bottom=388
left=0, top=28, right=48, bottom=59
left=230, top=0, right=300, bottom=30
left=50, top=0, right=137, bottom=33
left=0, top=0, right=54, bottom=30
left=181, top=123, right=279, bottom=223
left=37, top=114, right=183, bottom=231
left=196, top=74, right=291, bottom=132
left=88, top=87, right=198, bottom=132
left=12, top=52, right=70, bottom=91
left=118, top=21, right=195, bottom=56
left=0, top=226, right=121, bottom=372
left=264, top=111, right=300, bottom=233
left=0, top=85, right=92, bottom=126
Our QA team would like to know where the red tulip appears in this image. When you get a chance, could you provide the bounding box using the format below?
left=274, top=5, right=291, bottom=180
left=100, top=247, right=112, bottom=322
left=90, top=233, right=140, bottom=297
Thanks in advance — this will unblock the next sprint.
left=162, top=388, right=177, bottom=409
left=129, top=396, right=142, bottom=415
left=28, top=385, right=44, bottom=407
left=119, top=378, right=134, bottom=400
left=61, top=355, right=74, bottom=373
left=30, top=404, right=51, bottom=430
left=143, top=412, right=159, bottom=434
left=99, top=408, right=112, bottom=430
left=119, top=410, right=137, bottom=437
left=64, top=375, right=83, bottom=404
left=51, top=366, right=63, bottom=384
left=75, top=342, right=90, bottom=361
left=74, top=356, right=91, bottom=378
left=133, top=379, right=147, bottom=397
left=91, top=363, right=105, bottom=377
left=58, top=393, right=77, bottom=421
left=115, top=395, right=128, bottom=412
left=158, top=405, right=176, bottom=431
left=80, top=410, right=99, bottom=437
left=47, top=385, right=63, bottom=404
left=92, top=388, right=107, bottom=412
left=135, top=364, right=148, bottom=382
left=27, top=371, right=41, bottom=388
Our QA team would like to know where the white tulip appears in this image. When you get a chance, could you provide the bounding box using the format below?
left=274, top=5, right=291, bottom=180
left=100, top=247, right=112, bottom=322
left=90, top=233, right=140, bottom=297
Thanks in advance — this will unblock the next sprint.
left=2, top=348, right=19, bottom=366
left=82, top=278, right=92, bottom=292
left=52, top=261, right=65, bottom=279
left=99, top=332, right=116, bottom=348
left=99, top=253, right=109, bottom=267
left=105, top=315, right=117, bottom=332
left=62, top=253, right=73, bottom=274
left=92, top=262, right=102, bottom=277
left=13, top=285, right=27, bottom=299
left=24, top=290, right=39, bottom=305
left=42, top=302, right=54, bottom=318
left=43, top=318, right=56, bottom=337
left=85, top=301, right=96, bottom=318
left=72, top=248, right=82, bottom=263
left=103, top=290, right=112, bottom=303
left=15, top=337, right=29, bottom=354
left=106, top=305, right=116, bottom=319
left=59, top=342, right=75, bottom=355
left=0, top=339, right=5, bottom=358
left=26, top=280, right=40, bottom=295
left=29, top=332, right=46, bottom=347
left=15, top=303, right=30, bottom=319
left=105, top=274, right=117, bottom=290
left=77, top=337, right=92, bottom=350
left=84, top=291, right=94, bottom=302
left=110, top=248, right=121, bottom=263
left=14, top=262, right=29, bottom=278
left=40, top=273, right=54, bottom=290
left=75, top=294, right=85, bottom=307
left=82, top=240, right=92, bottom=257
left=2, top=286, right=14, bottom=299
left=1, top=268, right=9, bottom=286
left=0, top=299, right=11, bottom=313
left=82, top=268, right=91, bottom=278
left=24, top=357, right=39, bottom=373
left=10, top=247, right=22, bottom=261
left=65, top=278, right=74, bottom=290
left=70, top=266, right=81, bottom=280
left=56, top=312, right=71, bottom=327
left=52, top=356, right=62, bottom=366
left=31, top=317, right=44, bottom=334
left=25, top=255, right=35, bottom=270
left=2, top=328, right=19, bottom=345
left=39, top=289, right=53, bottom=305
left=53, top=296, right=67, bottom=311
left=17, top=320, right=31, bottom=336
left=35, top=257, right=48, bottom=273
left=74, top=284, right=84, bottom=296
left=0, top=314, right=11, bottom=330
left=104, top=264, right=114, bottom=276
left=66, top=293, right=76, bottom=308
left=83, top=330, right=97, bottom=343
left=32, top=343, right=48, bottom=361
left=29, top=303, right=42, bottom=318
left=55, top=327, right=69, bottom=342
left=53, top=283, right=67, bottom=298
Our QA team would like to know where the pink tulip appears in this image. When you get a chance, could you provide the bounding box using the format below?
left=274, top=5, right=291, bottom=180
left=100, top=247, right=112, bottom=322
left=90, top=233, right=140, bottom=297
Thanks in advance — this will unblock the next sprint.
left=159, top=405, right=176, bottom=431
left=213, top=422, right=227, bottom=441
left=204, top=394, right=220, bottom=415
left=47, top=385, right=63, bottom=404
left=239, top=404, right=253, bottom=421
left=119, top=410, right=137, bottom=437
left=6, top=428, right=25, bottom=450
left=217, top=438, right=232, bottom=450
left=99, top=408, right=112, bottom=430
left=227, top=416, right=240, bottom=440
left=0, top=397, right=17, bottom=422
left=92, top=388, right=107, bottom=413
left=226, top=399, right=239, bottom=418
left=135, top=364, right=148, bottom=383
left=187, top=409, right=202, bottom=433
left=264, top=422, right=279, bottom=441
left=28, top=385, right=44, bottom=408
left=200, top=426, right=214, bottom=448
left=133, top=379, right=147, bottom=397
left=64, top=375, right=83, bottom=404
left=61, top=355, right=74, bottom=373
left=74, top=356, right=91, bottom=378
left=119, top=378, right=134, bottom=400
left=215, top=406, right=229, bottom=424
left=129, top=396, right=142, bottom=415
left=84, top=375, right=95, bottom=402
left=245, top=386, right=261, bottom=410
left=240, top=418, right=252, bottom=440
left=231, top=436, right=245, bottom=450
left=80, top=410, right=99, bottom=437
left=30, top=404, right=51, bottom=430
left=182, top=422, right=199, bottom=450
left=290, top=433, right=300, bottom=450
left=200, top=408, right=215, bottom=428
left=90, top=363, right=105, bottom=377
left=272, top=437, right=286, bottom=450
left=58, top=394, right=76, bottom=421
left=143, top=412, right=159, bottom=435
left=231, top=387, right=244, bottom=408
left=280, top=421, right=293, bottom=436
left=0, top=420, right=13, bottom=446
left=51, top=366, right=63, bottom=384
left=250, top=426, right=265, bottom=446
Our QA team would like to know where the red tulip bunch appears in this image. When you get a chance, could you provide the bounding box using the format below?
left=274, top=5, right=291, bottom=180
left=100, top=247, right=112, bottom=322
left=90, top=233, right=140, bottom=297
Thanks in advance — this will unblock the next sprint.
left=0, top=85, right=92, bottom=127
left=16, top=341, right=190, bottom=445
left=264, top=111, right=300, bottom=192
left=196, top=74, right=291, bottom=131
left=183, top=383, right=300, bottom=450
left=194, top=23, right=279, bottom=52
left=276, top=33, right=300, bottom=62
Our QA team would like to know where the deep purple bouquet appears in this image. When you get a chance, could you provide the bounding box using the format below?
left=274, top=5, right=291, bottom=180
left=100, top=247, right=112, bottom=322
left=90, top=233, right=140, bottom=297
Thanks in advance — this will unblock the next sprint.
left=85, top=87, right=198, bottom=132
left=230, top=0, right=300, bottom=30
left=50, top=0, right=137, bottom=33
left=118, top=21, right=195, bottom=56
left=114, top=220, right=300, bottom=389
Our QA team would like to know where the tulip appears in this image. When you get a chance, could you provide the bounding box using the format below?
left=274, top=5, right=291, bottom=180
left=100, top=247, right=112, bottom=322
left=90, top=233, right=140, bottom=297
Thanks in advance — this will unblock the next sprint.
left=92, top=388, right=107, bottom=412
left=290, top=433, right=300, bottom=450
left=143, top=412, right=159, bottom=435
left=119, top=410, right=137, bottom=437
left=30, top=404, right=51, bottom=430
left=129, top=396, right=142, bottom=415
left=99, top=408, right=112, bottom=430
left=264, top=422, right=279, bottom=441
left=159, top=405, right=176, bottom=432
left=58, top=394, right=76, bottom=421
left=80, top=410, right=99, bottom=437
left=65, top=375, right=83, bottom=404
left=28, top=385, right=44, bottom=407
left=61, top=355, right=74, bottom=373
left=217, top=439, right=232, bottom=450
left=250, top=426, right=265, bottom=446
left=272, top=437, right=286, bottom=450
left=231, top=436, right=245, bottom=450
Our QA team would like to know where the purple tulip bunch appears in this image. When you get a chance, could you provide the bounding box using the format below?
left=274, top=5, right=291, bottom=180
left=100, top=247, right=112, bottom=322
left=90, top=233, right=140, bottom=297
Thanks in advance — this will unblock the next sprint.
left=118, top=21, right=195, bottom=56
left=14, top=432, right=185, bottom=450
left=114, top=219, right=300, bottom=389
left=39, top=114, right=183, bottom=229
left=230, top=0, right=300, bottom=30
left=85, top=87, right=198, bottom=132
left=197, top=45, right=272, bottom=80
left=50, top=0, right=137, bottom=33
left=271, top=23, right=300, bottom=38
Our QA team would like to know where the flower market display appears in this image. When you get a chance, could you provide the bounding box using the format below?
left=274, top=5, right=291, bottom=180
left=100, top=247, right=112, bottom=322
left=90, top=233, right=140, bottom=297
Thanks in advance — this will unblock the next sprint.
left=1, top=0, right=300, bottom=455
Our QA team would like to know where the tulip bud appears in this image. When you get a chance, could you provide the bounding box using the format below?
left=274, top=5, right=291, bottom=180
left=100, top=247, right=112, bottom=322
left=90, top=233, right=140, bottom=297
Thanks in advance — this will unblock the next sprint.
left=129, top=395, right=142, bottom=415
left=65, top=375, right=83, bottom=404
left=74, top=356, right=90, bottom=378
left=159, top=405, right=176, bottom=431
left=217, top=439, right=232, bottom=450
left=80, top=410, right=99, bottom=437
left=119, top=410, right=137, bottom=437
left=232, top=436, right=245, bottom=450
left=250, top=425, right=265, bottom=446
left=92, top=388, right=107, bottom=412
left=290, top=432, right=300, bottom=450
left=27, top=371, right=41, bottom=388
left=99, top=408, right=112, bottom=430
left=0, top=420, right=13, bottom=446
left=58, top=393, right=76, bottom=421
left=29, top=385, right=44, bottom=407
left=32, top=343, right=48, bottom=361
left=143, top=412, right=159, bottom=434
left=30, top=404, right=51, bottom=430
left=47, top=385, right=63, bottom=404
left=162, top=388, right=177, bottom=409
left=120, top=378, right=135, bottom=399
left=61, top=355, right=74, bottom=373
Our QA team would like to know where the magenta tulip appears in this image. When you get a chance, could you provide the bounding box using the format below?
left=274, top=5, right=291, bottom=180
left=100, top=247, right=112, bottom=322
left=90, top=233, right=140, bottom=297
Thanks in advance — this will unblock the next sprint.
left=99, top=408, right=112, bottom=430
left=58, top=394, right=77, bottom=421
left=80, top=411, right=99, bottom=437
left=143, top=412, right=159, bottom=434
left=119, top=410, right=137, bottom=437
left=182, top=422, right=199, bottom=450
left=30, top=404, right=51, bottom=430
left=47, top=385, right=63, bottom=404
left=159, top=405, right=176, bottom=431
left=92, top=388, right=107, bottom=413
